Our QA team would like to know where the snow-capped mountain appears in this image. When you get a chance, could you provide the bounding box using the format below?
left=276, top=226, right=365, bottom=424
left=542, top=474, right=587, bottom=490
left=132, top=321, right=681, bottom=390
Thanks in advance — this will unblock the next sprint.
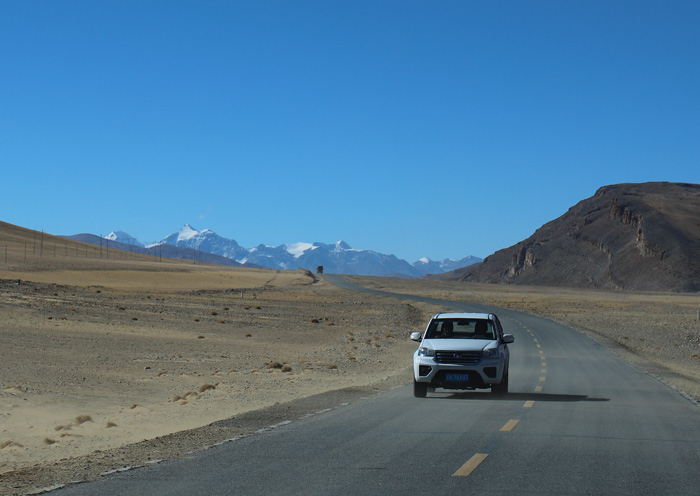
left=98, top=225, right=481, bottom=277
left=105, top=231, right=145, bottom=248
left=160, top=224, right=247, bottom=260
left=412, top=256, right=483, bottom=276
left=242, top=240, right=420, bottom=276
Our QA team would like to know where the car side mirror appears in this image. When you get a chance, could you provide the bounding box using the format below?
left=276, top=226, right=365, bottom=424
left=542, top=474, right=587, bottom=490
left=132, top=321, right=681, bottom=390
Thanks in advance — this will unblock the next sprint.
left=410, top=331, right=422, bottom=342
left=502, top=334, right=514, bottom=344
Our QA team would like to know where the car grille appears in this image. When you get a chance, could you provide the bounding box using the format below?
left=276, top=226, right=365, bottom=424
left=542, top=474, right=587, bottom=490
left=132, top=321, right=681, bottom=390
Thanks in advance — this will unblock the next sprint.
left=434, top=350, right=481, bottom=364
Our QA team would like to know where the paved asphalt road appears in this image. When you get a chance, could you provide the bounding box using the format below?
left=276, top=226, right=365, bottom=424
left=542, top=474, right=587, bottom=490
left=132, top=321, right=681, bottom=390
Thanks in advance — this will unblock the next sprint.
left=54, top=275, right=700, bottom=495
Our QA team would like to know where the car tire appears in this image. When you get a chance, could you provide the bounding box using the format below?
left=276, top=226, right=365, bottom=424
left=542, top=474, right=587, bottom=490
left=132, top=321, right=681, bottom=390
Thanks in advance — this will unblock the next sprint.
left=492, top=368, right=509, bottom=394
left=414, top=380, right=428, bottom=398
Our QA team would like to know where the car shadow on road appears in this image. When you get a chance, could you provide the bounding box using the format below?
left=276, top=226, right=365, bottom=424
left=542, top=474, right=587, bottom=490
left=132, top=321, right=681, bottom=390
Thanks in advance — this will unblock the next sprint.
left=432, top=391, right=610, bottom=402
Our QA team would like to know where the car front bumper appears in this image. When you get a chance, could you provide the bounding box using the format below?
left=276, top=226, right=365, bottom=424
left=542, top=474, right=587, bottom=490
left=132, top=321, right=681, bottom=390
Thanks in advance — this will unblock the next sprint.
left=413, top=353, right=504, bottom=389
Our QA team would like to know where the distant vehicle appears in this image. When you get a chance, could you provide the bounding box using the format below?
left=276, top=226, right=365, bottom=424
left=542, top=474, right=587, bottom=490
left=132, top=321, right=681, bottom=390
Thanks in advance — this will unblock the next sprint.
left=410, top=312, right=514, bottom=397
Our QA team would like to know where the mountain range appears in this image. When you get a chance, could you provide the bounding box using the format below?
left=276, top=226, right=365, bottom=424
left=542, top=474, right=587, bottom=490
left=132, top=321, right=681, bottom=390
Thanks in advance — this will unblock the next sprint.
left=81, top=225, right=481, bottom=278
left=440, top=182, right=700, bottom=292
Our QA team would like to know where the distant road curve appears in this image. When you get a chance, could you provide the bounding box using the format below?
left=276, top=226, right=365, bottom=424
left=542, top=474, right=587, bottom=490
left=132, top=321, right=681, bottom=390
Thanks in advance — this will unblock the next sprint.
left=55, top=275, right=700, bottom=495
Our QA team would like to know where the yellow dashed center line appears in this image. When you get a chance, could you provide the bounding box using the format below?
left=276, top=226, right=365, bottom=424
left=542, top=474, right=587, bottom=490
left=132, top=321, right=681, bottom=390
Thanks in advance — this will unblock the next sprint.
left=453, top=453, right=489, bottom=477
left=534, top=385, right=543, bottom=392
left=500, top=419, right=520, bottom=432
left=523, top=400, right=535, bottom=408
left=539, top=376, right=546, bottom=382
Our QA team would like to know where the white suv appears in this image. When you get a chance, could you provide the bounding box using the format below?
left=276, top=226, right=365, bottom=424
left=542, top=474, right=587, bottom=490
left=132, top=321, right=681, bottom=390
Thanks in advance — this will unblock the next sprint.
left=410, top=312, right=514, bottom=397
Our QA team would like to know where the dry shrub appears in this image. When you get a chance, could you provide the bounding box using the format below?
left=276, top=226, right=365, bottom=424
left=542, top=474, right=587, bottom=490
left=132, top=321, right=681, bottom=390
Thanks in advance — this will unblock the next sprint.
left=194, top=318, right=200, bottom=322
left=281, top=365, right=292, bottom=372
left=199, top=384, right=216, bottom=393
left=255, top=306, right=261, bottom=310
left=244, top=306, right=251, bottom=310
left=130, top=404, right=139, bottom=409
left=131, top=317, right=138, bottom=321
left=218, top=320, right=225, bottom=324
left=267, top=362, right=283, bottom=369
left=198, top=335, right=205, bottom=339
left=326, top=322, right=335, bottom=326
left=44, top=438, right=57, bottom=445
left=223, top=307, right=229, bottom=311
left=54, top=425, right=69, bottom=431
left=174, top=391, right=199, bottom=402
left=327, top=364, right=338, bottom=370
left=1, top=440, right=22, bottom=449
left=118, top=306, right=126, bottom=311
left=310, top=318, right=320, bottom=324
left=245, top=333, right=252, bottom=337
left=75, top=415, right=92, bottom=425
left=106, top=421, right=117, bottom=428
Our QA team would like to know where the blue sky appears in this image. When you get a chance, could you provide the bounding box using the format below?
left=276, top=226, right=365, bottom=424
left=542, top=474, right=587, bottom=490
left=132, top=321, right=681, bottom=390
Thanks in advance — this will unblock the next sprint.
left=2, top=1, right=699, bottom=262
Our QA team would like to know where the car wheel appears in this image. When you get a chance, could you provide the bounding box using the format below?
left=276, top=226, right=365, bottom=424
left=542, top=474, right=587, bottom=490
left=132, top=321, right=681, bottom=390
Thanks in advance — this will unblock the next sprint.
left=492, top=369, right=509, bottom=394
left=414, top=380, right=428, bottom=398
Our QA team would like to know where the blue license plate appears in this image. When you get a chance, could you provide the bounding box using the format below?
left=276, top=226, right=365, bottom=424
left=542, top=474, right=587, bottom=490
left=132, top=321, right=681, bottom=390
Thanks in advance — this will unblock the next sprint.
left=446, top=373, right=470, bottom=382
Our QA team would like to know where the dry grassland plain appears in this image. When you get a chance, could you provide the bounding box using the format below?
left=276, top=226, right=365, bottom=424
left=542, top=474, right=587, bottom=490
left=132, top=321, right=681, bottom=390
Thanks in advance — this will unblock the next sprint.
left=0, top=247, right=437, bottom=493
left=1, top=231, right=699, bottom=493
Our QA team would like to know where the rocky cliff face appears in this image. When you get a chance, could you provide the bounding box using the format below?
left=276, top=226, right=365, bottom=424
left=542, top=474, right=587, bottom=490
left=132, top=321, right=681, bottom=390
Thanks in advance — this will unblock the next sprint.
left=450, top=182, right=700, bottom=292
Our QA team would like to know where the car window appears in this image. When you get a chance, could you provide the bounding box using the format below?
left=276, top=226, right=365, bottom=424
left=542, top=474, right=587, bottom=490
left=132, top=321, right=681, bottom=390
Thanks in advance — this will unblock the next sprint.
left=425, top=319, right=495, bottom=340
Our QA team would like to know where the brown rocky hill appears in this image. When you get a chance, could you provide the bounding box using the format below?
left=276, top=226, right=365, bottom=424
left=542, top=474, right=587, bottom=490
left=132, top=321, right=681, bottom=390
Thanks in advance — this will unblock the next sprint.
left=447, top=182, right=700, bottom=292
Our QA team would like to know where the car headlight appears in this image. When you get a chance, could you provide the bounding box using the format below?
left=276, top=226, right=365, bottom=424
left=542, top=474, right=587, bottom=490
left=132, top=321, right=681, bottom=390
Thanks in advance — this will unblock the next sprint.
left=482, top=348, right=497, bottom=358
left=418, top=347, right=435, bottom=357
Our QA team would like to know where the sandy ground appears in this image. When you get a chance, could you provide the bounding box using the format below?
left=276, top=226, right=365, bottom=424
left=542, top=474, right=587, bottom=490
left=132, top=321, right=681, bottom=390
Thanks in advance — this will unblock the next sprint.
left=0, top=263, right=437, bottom=494
left=1, top=257, right=699, bottom=494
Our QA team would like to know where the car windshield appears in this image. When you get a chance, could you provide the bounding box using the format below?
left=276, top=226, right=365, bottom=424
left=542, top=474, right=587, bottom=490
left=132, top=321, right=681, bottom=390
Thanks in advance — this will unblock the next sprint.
left=425, top=319, right=496, bottom=340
